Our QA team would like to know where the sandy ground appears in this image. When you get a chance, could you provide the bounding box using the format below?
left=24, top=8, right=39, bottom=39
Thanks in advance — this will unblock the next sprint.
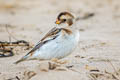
left=0, top=0, right=120, bottom=80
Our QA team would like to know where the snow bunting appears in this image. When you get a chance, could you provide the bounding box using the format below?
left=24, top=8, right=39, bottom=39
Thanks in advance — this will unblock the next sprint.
left=15, top=12, right=80, bottom=64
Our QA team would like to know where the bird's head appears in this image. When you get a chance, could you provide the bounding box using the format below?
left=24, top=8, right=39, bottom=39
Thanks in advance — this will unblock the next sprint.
left=55, top=12, right=75, bottom=26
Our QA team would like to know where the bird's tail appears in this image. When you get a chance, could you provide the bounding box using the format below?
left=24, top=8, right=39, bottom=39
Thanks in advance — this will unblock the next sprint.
left=14, top=56, right=28, bottom=64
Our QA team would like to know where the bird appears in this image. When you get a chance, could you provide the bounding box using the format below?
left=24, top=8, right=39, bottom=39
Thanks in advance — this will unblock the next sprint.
left=14, top=12, right=80, bottom=64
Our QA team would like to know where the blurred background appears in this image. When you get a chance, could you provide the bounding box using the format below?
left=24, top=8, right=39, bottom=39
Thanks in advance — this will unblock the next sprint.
left=0, top=0, right=120, bottom=80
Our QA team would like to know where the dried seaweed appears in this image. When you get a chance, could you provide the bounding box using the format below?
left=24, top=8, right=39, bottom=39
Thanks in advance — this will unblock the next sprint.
left=0, top=40, right=31, bottom=57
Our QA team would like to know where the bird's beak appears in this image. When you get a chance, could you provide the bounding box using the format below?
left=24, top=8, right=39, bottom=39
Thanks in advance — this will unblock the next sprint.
left=55, top=19, right=61, bottom=24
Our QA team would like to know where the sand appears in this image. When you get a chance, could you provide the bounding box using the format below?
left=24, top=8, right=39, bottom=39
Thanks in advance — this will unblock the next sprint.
left=0, top=0, right=120, bottom=80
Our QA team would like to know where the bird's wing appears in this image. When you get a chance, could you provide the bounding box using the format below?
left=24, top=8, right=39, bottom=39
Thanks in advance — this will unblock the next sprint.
left=25, top=27, right=62, bottom=56
left=14, top=27, right=73, bottom=64
left=14, top=27, right=72, bottom=64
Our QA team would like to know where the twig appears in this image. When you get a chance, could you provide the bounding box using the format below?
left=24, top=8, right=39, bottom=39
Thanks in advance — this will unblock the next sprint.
left=16, top=76, right=20, bottom=80
left=67, top=68, right=81, bottom=74
left=76, top=13, right=94, bottom=21
left=5, top=24, right=18, bottom=40
left=107, top=59, right=120, bottom=80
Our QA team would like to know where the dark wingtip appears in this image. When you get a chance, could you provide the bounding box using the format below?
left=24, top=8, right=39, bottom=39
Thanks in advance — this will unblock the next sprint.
left=14, top=58, right=26, bottom=64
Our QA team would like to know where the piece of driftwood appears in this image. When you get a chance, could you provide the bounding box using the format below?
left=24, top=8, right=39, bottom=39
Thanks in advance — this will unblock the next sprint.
left=0, top=40, right=30, bottom=57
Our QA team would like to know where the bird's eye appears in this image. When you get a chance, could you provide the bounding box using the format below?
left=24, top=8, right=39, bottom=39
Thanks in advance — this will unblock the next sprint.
left=63, top=19, right=66, bottom=22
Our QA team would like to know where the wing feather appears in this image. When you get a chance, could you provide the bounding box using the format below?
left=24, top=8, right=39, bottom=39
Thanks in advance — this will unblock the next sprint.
left=25, top=27, right=61, bottom=56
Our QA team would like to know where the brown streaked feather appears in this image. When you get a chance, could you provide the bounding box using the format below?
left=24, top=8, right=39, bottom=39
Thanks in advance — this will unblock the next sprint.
left=61, top=28, right=72, bottom=34
left=67, top=19, right=73, bottom=26
left=24, top=41, right=47, bottom=57
left=41, top=27, right=60, bottom=41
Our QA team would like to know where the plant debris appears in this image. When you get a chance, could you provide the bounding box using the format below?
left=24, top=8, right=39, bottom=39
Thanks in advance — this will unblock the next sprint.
left=23, top=71, right=36, bottom=80
left=0, top=40, right=32, bottom=57
left=48, top=62, right=58, bottom=70
left=76, top=12, right=95, bottom=21
left=66, top=65, right=74, bottom=69
left=5, top=76, right=20, bottom=80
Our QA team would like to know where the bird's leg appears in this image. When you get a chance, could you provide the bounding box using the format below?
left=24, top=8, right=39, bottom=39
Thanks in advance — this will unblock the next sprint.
left=51, top=58, right=68, bottom=64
